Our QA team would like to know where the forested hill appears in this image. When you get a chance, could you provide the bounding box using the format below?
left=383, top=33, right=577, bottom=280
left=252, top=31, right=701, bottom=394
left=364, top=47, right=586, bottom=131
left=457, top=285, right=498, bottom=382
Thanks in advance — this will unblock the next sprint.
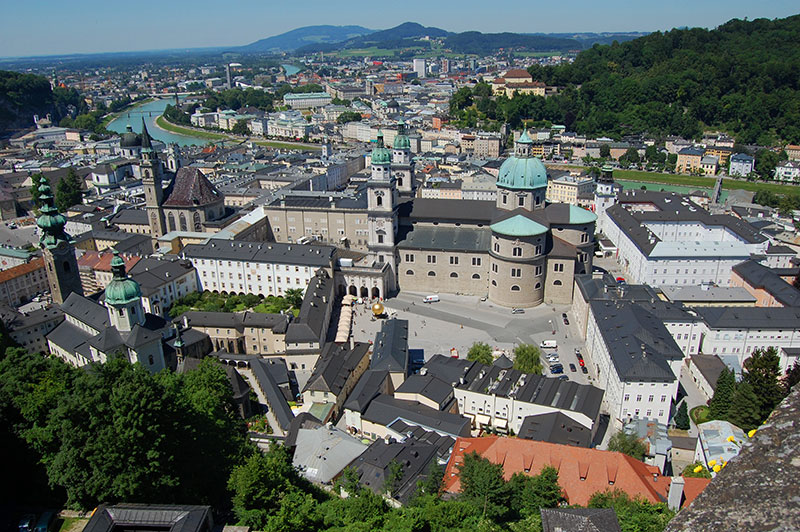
left=0, top=71, right=85, bottom=136
left=523, top=15, right=800, bottom=144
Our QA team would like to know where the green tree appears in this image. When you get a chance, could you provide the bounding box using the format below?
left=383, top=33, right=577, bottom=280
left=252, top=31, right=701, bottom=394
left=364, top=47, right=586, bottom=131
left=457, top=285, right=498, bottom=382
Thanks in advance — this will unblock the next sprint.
left=231, top=120, right=250, bottom=136
left=783, top=361, right=800, bottom=394
left=467, top=342, right=494, bottom=365
left=588, top=490, right=674, bottom=532
left=599, top=144, right=611, bottom=158
left=606, top=430, right=647, bottom=461
left=284, top=288, right=304, bottom=308
left=55, top=167, right=83, bottom=212
left=622, top=147, right=640, bottom=164
left=415, top=461, right=443, bottom=499
left=709, top=366, right=735, bottom=420
left=754, top=149, right=784, bottom=180
left=513, top=344, right=543, bottom=374
left=336, top=111, right=363, bottom=124
left=674, top=401, right=690, bottom=430
left=741, top=347, right=785, bottom=422
left=384, top=459, right=404, bottom=497
left=727, top=381, right=762, bottom=431
left=457, top=451, right=508, bottom=520
left=507, top=466, right=563, bottom=519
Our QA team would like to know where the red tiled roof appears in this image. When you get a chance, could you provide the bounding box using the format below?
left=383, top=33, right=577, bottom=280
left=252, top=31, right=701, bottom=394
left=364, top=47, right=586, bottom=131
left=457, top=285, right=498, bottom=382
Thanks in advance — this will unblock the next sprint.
left=504, top=69, right=532, bottom=79
left=0, top=257, right=44, bottom=283
left=77, top=251, right=140, bottom=272
left=163, top=167, right=222, bottom=208
left=443, top=436, right=670, bottom=506
left=681, top=476, right=711, bottom=508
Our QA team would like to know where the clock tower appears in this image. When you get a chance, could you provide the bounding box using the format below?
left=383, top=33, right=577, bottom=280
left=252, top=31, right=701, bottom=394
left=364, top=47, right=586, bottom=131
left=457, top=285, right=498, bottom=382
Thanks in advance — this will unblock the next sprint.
left=140, top=118, right=166, bottom=239
left=36, top=180, right=83, bottom=304
left=366, top=132, right=398, bottom=291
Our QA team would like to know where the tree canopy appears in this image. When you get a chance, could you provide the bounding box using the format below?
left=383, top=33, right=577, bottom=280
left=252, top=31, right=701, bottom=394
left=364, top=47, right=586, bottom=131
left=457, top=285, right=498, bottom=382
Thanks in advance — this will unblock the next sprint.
left=513, top=344, right=543, bottom=375
left=467, top=342, right=493, bottom=365
left=607, top=430, right=648, bottom=461
left=55, top=167, right=83, bottom=212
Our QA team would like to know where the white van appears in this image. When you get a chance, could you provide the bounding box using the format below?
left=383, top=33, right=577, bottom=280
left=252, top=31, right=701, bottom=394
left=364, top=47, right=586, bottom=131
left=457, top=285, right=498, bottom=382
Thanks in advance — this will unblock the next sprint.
left=423, top=295, right=440, bottom=303
left=540, top=340, right=558, bottom=349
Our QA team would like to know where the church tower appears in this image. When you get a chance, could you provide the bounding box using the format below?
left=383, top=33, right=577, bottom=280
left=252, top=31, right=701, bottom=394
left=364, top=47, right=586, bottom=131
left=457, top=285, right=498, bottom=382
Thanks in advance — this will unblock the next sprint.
left=36, top=180, right=83, bottom=304
left=594, top=164, right=617, bottom=220
left=140, top=118, right=166, bottom=239
left=366, top=132, right=398, bottom=291
left=104, top=251, right=146, bottom=333
left=391, top=119, right=415, bottom=194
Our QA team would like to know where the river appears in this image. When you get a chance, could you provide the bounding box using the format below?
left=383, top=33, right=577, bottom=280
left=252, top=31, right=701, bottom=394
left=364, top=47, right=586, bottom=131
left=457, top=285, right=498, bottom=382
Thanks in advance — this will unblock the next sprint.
left=106, top=98, right=207, bottom=147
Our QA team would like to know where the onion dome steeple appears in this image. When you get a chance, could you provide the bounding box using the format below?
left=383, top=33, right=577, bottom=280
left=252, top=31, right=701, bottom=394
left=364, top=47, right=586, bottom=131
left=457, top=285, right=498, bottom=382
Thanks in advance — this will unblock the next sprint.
left=393, top=119, right=411, bottom=150
left=36, top=181, right=70, bottom=250
left=105, top=251, right=142, bottom=306
left=371, top=130, right=391, bottom=165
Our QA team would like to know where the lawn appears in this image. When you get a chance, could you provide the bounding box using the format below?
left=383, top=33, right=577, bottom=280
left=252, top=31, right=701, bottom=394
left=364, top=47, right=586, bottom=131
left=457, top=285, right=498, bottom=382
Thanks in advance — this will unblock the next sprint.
left=58, top=517, right=88, bottom=532
left=690, top=405, right=711, bottom=425
left=613, top=169, right=800, bottom=196
left=155, top=116, right=228, bottom=140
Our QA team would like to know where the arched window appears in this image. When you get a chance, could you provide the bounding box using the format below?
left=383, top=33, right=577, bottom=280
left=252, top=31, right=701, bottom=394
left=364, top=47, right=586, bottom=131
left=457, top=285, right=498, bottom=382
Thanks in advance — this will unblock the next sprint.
left=397, top=178, right=403, bottom=187
left=534, top=282, right=541, bottom=289
left=450, top=272, right=458, bottom=278
left=406, top=270, right=414, bottom=275
left=148, top=355, right=154, bottom=365
left=512, top=247, right=522, bottom=257
left=553, top=280, right=563, bottom=286
left=168, top=213, right=176, bottom=232
left=63, top=261, right=71, bottom=272
left=511, top=285, right=520, bottom=291
left=193, top=211, right=202, bottom=231
left=427, top=271, right=436, bottom=277
left=472, top=273, right=480, bottom=279
left=376, top=195, right=383, bottom=207
left=491, top=280, right=497, bottom=286
left=179, top=213, right=188, bottom=232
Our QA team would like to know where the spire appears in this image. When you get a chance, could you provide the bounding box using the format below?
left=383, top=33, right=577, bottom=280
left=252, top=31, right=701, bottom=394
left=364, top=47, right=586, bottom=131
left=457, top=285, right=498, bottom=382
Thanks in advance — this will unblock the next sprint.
left=173, top=323, right=184, bottom=348
left=517, top=129, right=533, bottom=144
left=111, top=250, right=127, bottom=279
left=36, top=180, right=68, bottom=250
left=141, top=117, right=153, bottom=151
left=376, top=130, right=385, bottom=148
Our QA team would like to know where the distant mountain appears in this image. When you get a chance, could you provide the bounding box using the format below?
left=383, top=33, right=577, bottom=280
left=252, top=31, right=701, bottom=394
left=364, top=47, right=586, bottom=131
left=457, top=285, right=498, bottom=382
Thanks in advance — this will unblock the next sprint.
left=240, top=25, right=375, bottom=53
left=444, top=32, right=580, bottom=54
left=296, top=22, right=450, bottom=54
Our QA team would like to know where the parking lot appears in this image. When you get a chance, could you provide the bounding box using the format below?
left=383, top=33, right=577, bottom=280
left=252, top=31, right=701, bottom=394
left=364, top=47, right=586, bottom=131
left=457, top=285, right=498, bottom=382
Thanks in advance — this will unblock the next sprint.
left=351, top=290, right=595, bottom=386
left=0, top=219, right=39, bottom=248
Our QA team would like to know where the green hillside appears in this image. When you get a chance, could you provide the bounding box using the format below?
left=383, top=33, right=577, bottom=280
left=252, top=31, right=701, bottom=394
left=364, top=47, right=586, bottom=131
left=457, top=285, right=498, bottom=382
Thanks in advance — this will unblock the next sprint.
left=456, top=15, right=800, bottom=144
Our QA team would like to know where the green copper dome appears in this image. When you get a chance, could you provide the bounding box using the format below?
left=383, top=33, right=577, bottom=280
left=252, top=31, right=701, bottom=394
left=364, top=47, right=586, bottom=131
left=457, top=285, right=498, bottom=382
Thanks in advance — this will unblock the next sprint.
left=105, top=251, right=142, bottom=306
left=393, top=120, right=410, bottom=150
left=497, top=155, right=548, bottom=190
left=35, top=180, right=69, bottom=249
left=371, top=131, right=391, bottom=165
left=517, top=129, right=533, bottom=144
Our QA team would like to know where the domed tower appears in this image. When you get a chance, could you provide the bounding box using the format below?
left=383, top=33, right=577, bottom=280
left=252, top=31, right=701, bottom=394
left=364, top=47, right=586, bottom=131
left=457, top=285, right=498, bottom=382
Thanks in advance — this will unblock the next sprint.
left=104, top=251, right=145, bottom=333
left=488, top=130, right=549, bottom=308
left=36, top=181, right=83, bottom=304
left=594, top=164, right=618, bottom=222
left=495, top=130, right=547, bottom=212
left=119, top=124, right=142, bottom=158
left=366, top=131, right=398, bottom=291
left=392, top=119, right=414, bottom=194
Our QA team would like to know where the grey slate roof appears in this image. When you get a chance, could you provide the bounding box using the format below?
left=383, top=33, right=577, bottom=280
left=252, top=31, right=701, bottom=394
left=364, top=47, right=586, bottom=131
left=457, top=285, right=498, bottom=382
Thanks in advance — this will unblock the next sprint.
left=690, top=354, right=726, bottom=390
left=47, top=320, right=94, bottom=358
left=303, top=341, right=370, bottom=396
left=83, top=504, right=213, bottom=532
left=589, top=300, right=681, bottom=383
left=405, top=198, right=495, bottom=224
left=394, top=373, right=454, bottom=410
left=182, top=240, right=334, bottom=268
left=128, top=258, right=196, bottom=297
left=109, top=208, right=148, bottom=225
left=344, top=369, right=391, bottom=414
left=696, top=305, right=800, bottom=330
left=286, top=269, right=334, bottom=344
left=177, top=310, right=290, bottom=334
left=350, top=439, right=439, bottom=503
left=574, top=273, right=659, bottom=303
left=396, top=224, right=491, bottom=252
left=371, top=318, right=409, bottom=374
left=362, top=394, right=471, bottom=438
left=541, top=508, right=622, bottom=532
left=517, top=412, right=593, bottom=447
left=61, top=292, right=109, bottom=333
left=251, top=358, right=294, bottom=432
left=293, top=424, right=367, bottom=484
left=732, top=260, right=800, bottom=307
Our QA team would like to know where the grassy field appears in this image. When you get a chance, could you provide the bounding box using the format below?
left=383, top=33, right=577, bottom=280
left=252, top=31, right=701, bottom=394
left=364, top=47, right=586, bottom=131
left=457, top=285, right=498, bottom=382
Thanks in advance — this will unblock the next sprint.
left=58, top=517, right=88, bottom=532
left=613, top=169, right=800, bottom=195
left=155, top=116, right=227, bottom=140
left=690, top=405, right=711, bottom=426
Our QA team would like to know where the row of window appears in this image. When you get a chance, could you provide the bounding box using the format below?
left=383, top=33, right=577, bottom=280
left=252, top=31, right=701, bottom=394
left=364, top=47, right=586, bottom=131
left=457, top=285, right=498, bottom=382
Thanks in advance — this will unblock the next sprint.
left=404, top=254, right=482, bottom=266
left=405, top=270, right=481, bottom=279
left=624, top=394, right=669, bottom=403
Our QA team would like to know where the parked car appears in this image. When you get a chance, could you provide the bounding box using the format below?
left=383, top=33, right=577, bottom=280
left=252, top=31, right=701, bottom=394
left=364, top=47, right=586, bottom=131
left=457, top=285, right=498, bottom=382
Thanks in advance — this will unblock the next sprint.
left=423, top=295, right=440, bottom=303
left=540, top=340, right=558, bottom=349
left=561, top=313, right=569, bottom=325
left=581, top=366, right=588, bottom=374
left=34, top=512, right=56, bottom=532
left=557, top=375, right=569, bottom=381
left=511, top=307, right=525, bottom=314
left=569, top=363, right=577, bottom=372
left=550, top=365, right=564, bottom=374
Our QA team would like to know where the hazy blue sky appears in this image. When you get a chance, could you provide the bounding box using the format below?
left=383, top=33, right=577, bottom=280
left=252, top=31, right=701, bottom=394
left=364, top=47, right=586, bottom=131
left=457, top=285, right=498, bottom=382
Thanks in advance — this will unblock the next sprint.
left=2, top=0, right=798, bottom=57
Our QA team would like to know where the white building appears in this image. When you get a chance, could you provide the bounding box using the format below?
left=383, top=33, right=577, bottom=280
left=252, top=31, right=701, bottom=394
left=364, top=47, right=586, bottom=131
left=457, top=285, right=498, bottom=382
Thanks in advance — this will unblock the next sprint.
left=600, top=190, right=768, bottom=287
left=728, top=153, right=754, bottom=177
left=283, top=92, right=332, bottom=110
left=181, top=240, right=334, bottom=297
left=412, top=58, right=426, bottom=79
left=585, top=300, right=682, bottom=429
left=774, top=160, right=800, bottom=182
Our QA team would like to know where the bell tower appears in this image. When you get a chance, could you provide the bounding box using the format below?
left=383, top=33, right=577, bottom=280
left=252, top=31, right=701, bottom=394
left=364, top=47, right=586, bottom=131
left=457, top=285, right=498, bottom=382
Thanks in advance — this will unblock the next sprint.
left=36, top=180, right=83, bottom=304
left=367, top=132, right=398, bottom=290
left=391, top=119, right=415, bottom=194
left=140, top=118, right=166, bottom=239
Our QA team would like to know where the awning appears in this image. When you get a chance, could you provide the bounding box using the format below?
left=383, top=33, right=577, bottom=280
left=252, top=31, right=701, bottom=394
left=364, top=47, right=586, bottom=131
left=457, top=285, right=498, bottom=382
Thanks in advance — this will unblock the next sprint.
left=475, top=414, right=491, bottom=426
left=494, top=418, right=508, bottom=429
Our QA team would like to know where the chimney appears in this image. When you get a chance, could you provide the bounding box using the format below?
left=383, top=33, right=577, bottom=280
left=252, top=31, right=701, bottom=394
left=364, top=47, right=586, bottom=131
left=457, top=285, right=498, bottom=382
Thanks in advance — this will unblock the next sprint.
left=667, top=476, right=685, bottom=511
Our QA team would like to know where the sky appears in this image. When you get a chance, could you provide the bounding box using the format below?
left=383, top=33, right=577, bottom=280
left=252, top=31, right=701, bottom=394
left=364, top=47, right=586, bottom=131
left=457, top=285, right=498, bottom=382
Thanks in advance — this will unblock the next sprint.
left=1, top=0, right=798, bottom=57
